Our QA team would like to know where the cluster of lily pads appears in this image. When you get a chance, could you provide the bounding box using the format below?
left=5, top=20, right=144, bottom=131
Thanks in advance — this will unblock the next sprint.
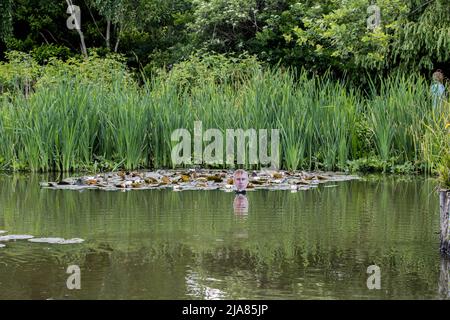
left=40, top=169, right=358, bottom=192
left=0, top=230, right=84, bottom=249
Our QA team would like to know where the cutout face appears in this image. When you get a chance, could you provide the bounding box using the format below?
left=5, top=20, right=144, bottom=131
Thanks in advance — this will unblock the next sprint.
left=233, top=170, right=249, bottom=191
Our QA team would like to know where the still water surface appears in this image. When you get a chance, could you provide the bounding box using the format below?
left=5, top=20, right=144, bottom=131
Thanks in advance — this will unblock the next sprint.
left=0, top=174, right=448, bottom=299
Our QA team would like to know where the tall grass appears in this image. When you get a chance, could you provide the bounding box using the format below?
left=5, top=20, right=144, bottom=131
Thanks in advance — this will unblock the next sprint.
left=0, top=61, right=447, bottom=173
left=366, top=74, right=432, bottom=166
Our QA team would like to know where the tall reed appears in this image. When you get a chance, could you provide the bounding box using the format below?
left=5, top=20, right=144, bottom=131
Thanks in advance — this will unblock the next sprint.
left=0, top=64, right=445, bottom=173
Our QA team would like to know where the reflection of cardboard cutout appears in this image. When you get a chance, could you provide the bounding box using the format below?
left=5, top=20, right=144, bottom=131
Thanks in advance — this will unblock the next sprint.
left=233, top=194, right=249, bottom=215
left=233, top=170, right=249, bottom=192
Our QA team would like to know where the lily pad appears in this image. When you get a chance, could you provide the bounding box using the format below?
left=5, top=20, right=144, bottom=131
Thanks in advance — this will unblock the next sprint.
left=207, top=175, right=223, bottom=182
left=39, top=182, right=51, bottom=188
left=162, top=176, right=171, bottom=184
left=28, top=237, right=85, bottom=244
left=272, top=172, right=283, bottom=179
left=41, top=169, right=359, bottom=192
left=0, top=234, right=34, bottom=241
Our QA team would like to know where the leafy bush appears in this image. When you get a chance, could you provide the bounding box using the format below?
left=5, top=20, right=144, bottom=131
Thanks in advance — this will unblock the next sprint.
left=0, top=51, right=135, bottom=95
left=346, top=157, right=388, bottom=173
left=437, top=154, right=450, bottom=189
left=156, top=52, right=262, bottom=90
left=31, top=44, right=72, bottom=64
left=36, top=52, right=135, bottom=90
left=0, top=51, right=40, bottom=94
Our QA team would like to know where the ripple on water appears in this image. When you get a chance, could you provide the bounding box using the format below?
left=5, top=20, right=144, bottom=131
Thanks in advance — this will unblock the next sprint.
left=28, top=238, right=84, bottom=244
left=0, top=235, right=34, bottom=241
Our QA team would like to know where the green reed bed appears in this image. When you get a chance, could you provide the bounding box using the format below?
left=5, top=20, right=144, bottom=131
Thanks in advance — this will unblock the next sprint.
left=367, top=74, right=431, bottom=165
left=0, top=64, right=448, bottom=173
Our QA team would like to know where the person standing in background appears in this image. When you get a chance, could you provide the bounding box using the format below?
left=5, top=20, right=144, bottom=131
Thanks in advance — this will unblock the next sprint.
left=431, top=69, right=447, bottom=109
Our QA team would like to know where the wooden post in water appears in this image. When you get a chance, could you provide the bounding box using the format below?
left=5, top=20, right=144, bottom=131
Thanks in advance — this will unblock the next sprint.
left=440, top=190, right=450, bottom=255
left=439, top=258, right=449, bottom=298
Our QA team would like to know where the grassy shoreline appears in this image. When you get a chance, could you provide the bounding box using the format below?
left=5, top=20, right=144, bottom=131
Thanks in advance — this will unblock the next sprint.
left=0, top=56, right=449, bottom=174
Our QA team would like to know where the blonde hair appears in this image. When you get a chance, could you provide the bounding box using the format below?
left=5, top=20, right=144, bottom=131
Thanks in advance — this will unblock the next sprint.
left=233, top=169, right=248, bottom=177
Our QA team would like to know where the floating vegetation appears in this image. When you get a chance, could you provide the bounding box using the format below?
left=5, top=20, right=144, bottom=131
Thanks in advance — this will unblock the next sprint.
left=0, top=234, right=34, bottom=241
left=0, top=233, right=84, bottom=247
left=40, top=170, right=358, bottom=192
left=28, top=238, right=84, bottom=244
left=0, top=230, right=7, bottom=234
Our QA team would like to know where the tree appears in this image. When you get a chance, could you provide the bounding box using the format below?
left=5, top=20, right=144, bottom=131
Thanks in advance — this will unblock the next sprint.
left=88, top=0, right=131, bottom=51
left=392, top=0, right=450, bottom=71
left=189, top=0, right=260, bottom=52
left=0, top=0, right=13, bottom=43
left=252, top=0, right=450, bottom=77
left=66, top=0, right=88, bottom=57
left=268, top=0, right=408, bottom=75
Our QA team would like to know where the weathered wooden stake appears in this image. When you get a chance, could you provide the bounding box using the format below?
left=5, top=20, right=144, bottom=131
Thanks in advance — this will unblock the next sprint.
left=439, top=257, right=449, bottom=298
left=440, top=190, right=450, bottom=255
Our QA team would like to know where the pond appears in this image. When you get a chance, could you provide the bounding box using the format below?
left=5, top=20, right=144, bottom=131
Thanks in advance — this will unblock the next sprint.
left=0, top=173, right=448, bottom=300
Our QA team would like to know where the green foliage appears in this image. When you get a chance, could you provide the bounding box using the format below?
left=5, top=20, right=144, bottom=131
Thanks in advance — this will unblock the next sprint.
left=392, top=0, right=450, bottom=70
left=0, top=54, right=448, bottom=173
left=0, top=51, right=40, bottom=94
left=5, top=0, right=67, bottom=52
left=346, top=157, right=416, bottom=174
left=156, top=52, right=262, bottom=89
left=0, top=54, right=141, bottom=172
left=1, top=0, right=449, bottom=79
left=90, top=0, right=128, bottom=22
left=347, top=157, right=389, bottom=173
left=0, top=51, right=133, bottom=95
left=37, top=52, right=134, bottom=89
left=366, top=73, right=431, bottom=164
left=437, top=154, right=450, bottom=189
left=0, top=0, right=13, bottom=43
left=31, top=44, right=72, bottom=64
left=391, top=161, right=416, bottom=174
left=421, top=101, right=450, bottom=173
left=426, top=102, right=450, bottom=188
left=190, top=0, right=258, bottom=51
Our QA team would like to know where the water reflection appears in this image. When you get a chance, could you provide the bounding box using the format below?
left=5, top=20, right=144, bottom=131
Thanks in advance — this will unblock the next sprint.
left=0, top=173, right=444, bottom=299
left=439, top=257, right=450, bottom=299
left=186, top=271, right=226, bottom=300
left=233, top=194, right=249, bottom=216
